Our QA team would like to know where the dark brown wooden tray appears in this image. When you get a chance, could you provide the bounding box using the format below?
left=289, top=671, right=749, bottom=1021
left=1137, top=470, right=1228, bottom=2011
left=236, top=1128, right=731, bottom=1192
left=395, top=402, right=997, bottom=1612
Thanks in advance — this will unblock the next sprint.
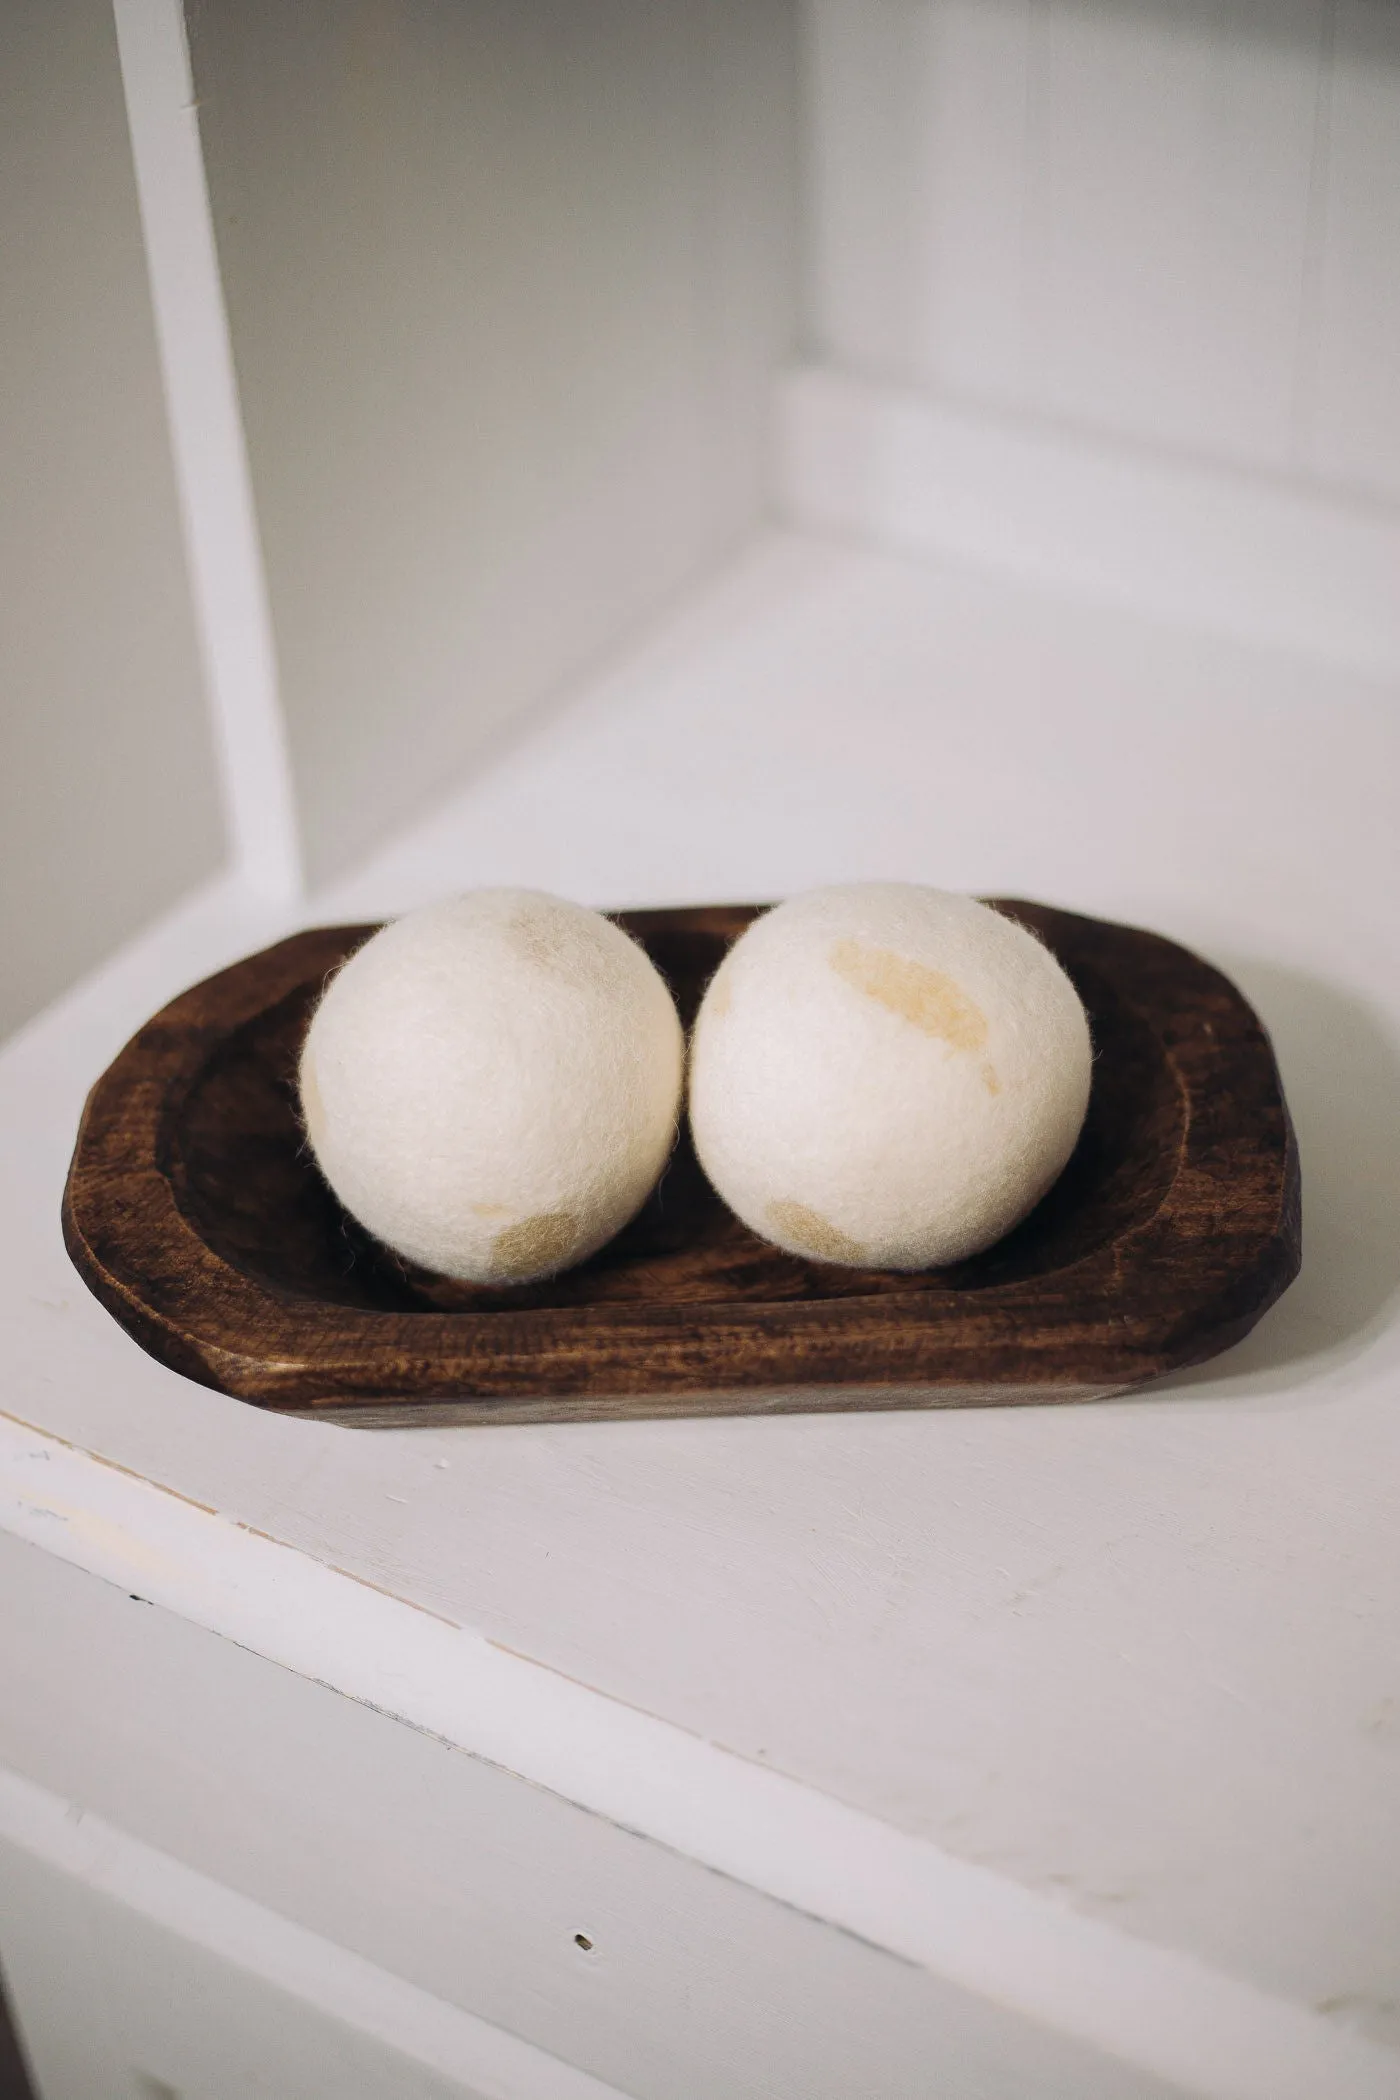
left=62, top=901, right=1299, bottom=1426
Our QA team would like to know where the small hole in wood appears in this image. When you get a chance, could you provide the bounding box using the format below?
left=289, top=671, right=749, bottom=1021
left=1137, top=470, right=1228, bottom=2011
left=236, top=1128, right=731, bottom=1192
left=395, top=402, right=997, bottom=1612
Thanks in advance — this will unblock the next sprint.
left=573, top=1932, right=594, bottom=1952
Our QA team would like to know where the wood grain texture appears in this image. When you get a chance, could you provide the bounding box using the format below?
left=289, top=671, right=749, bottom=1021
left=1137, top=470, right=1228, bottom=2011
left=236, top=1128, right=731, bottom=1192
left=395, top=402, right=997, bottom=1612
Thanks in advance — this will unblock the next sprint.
left=61, top=902, right=1300, bottom=1425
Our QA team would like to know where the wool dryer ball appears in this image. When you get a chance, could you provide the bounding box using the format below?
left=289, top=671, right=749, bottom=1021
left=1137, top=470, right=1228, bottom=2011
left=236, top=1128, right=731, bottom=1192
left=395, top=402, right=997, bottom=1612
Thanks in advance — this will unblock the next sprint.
left=299, top=890, right=685, bottom=1284
left=688, top=884, right=1093, bottom=1270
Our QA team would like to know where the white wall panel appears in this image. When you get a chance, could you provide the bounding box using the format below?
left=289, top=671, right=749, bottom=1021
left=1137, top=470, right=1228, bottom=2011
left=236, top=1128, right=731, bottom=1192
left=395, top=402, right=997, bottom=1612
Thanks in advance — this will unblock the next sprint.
left=804, top=0, right=1400, bottom=499
left=920, top=0, right=1036, bottom=405
left=1305, top=0, right=1400, bottom=500
left=189, top=0, right=799, bottom=885
left=0, top=0, right=224, bottom=1042
left=802, top=0, right=939, bottom=373
left=1020, top=0, right=1322, bottom=467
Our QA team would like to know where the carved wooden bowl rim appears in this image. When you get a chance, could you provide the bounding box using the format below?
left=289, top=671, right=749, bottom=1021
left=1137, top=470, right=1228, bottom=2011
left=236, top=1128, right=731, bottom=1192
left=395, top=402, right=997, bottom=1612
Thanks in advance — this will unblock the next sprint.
left=62, top=901, right=1300, bottom=1424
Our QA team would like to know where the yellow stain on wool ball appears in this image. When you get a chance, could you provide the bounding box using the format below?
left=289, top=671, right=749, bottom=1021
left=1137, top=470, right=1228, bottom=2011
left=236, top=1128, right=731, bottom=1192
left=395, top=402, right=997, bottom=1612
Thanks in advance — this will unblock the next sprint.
left=492, top=1211, right=580, bottom=1280
left=766, top=1199, right=866, bottom=1264
left=829, top=937, right=988, bottom=1052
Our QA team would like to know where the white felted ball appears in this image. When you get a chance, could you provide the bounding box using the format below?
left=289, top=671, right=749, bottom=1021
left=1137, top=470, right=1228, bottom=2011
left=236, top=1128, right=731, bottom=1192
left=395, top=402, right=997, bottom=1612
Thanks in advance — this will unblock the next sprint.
left=300, top=890, right=684, bottom=1283
left=688, top=884, right=1092, bottom=1270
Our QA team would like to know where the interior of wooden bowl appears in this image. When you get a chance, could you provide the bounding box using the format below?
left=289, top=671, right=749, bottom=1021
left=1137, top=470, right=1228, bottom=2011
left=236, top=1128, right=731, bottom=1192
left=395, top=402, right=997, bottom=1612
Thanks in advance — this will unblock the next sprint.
left=166, top=913, right=1186, bottom=1312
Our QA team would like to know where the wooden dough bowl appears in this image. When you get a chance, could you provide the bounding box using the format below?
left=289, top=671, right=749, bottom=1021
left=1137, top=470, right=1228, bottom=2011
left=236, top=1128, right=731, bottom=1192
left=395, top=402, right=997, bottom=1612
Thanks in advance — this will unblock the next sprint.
left=63, top=902, right=1300, bottom=1426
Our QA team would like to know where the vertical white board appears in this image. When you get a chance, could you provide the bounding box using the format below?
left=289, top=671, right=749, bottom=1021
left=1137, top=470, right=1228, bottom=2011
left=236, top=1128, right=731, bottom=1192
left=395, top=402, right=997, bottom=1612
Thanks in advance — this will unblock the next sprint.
left=1304, top=0, right=1400, bottom=500
left=803, top=0, right=1400, bottom=497
left=112, top=0, right=303, bottom=903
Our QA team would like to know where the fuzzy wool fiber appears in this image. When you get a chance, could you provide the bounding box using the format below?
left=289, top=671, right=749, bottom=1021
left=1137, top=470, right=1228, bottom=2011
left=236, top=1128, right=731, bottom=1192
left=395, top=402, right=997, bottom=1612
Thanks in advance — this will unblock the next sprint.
left=300, top=890, right=684, bottom=1283
left=688, top=884, right=1092, bottom=1270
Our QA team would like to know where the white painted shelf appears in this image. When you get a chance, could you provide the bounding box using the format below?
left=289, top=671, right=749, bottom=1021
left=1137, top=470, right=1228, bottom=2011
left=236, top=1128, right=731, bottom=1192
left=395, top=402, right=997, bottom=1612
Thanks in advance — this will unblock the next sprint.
left=7, top=0, right=1400, bottom=2087
left=3, top=531, right=1399, bottom=2097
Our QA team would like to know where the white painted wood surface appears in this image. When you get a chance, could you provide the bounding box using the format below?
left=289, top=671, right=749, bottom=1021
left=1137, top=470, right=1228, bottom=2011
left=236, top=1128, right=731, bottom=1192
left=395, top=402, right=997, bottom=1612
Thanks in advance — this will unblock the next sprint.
left=0, top=1769, right=629, bottom=2100
left=5, top=0, right=1400, bottom=2087
left=0, top=1531, right=1199, bottom=2100
left=2, top=533, right=1398, bottom=2092
left=1, top=1431, right=1394, bottom=2100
